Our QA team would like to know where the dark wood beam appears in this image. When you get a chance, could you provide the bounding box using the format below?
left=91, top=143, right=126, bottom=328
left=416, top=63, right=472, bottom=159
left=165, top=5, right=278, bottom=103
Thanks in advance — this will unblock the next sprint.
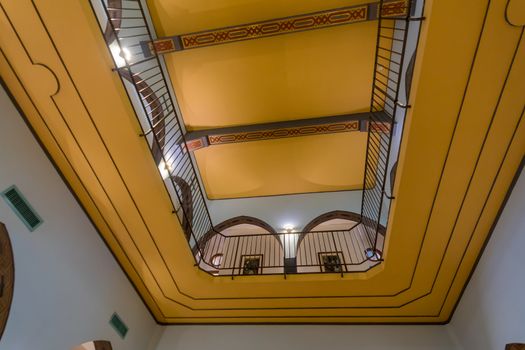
left=183, top=112, right=370, bottom=150
left=186, top=112, right=370, bottom=140
left=141, top=0, right=408, bottom=55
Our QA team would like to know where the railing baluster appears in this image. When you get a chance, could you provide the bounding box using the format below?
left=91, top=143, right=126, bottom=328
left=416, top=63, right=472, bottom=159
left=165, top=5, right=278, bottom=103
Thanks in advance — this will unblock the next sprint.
left=94, top=0, right=419, bottom=276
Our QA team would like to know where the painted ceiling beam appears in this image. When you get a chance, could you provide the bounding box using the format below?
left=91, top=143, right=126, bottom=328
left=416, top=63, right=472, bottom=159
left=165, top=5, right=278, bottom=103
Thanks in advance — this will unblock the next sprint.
left=141, top=0, right=408, bottom=55
left=184, top=112, right=370, bottom=151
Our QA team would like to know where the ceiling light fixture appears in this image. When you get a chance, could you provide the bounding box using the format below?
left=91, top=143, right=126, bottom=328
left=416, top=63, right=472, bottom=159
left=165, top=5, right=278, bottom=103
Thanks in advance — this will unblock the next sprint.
left=283, top=224, right=295, bottom=233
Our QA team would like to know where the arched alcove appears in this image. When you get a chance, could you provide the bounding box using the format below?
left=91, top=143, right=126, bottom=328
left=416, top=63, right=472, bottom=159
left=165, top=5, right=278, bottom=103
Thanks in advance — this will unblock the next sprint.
left=196, top=216, right=284, bottom=275
left=0, top=222, right=14, bottom=341
left=295, top=211, right=367, bottom=273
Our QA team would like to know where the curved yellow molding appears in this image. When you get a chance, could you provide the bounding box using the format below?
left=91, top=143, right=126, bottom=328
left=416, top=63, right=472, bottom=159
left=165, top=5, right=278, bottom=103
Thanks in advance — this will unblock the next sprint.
left=506, top=0, right=525, bottom=26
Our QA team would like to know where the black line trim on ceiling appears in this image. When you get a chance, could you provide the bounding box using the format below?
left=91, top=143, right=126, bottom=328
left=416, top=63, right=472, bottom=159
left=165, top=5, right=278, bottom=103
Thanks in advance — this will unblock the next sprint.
left=3, top=0, right=521, bottom=321
left=16, top=0, right=485, bottom=314
left=26, top=0, right=488, bottom=308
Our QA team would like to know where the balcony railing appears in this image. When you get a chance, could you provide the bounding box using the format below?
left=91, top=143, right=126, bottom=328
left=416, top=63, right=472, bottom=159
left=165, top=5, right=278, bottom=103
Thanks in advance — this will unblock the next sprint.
left=196, top=224, right=384, bottom=276
left=91, top=0, right=215, bottom=254
left=362, top=0, right=421, bottom=255
left=91, top=0, right=422, bottom=276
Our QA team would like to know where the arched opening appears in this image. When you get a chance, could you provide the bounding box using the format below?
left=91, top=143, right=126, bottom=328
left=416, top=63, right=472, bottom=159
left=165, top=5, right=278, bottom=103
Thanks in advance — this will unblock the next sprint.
left=295, top=211, right=373, bottom=273
left=196, top=216, right=284, bottom=275
left=506, top=344, right=525, bottom=350
left=0, top=222, right=14, bottom=342
left=72, top=341, right=112, bottom=350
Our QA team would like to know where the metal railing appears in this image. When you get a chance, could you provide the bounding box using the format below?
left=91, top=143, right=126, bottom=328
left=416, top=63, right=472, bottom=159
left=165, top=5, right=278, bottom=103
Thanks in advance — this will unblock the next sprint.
left=361, top=0, right=418, bottom=256
left=92, top=0, right=214, bottom=258
left=197, top=225, right=381, bottom=276
left=92, top=0, right=420, bottom=276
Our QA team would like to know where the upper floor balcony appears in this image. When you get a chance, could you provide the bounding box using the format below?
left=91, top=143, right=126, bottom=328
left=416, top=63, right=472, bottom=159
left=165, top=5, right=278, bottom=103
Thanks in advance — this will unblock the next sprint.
left=3, top=0, right=521, bottom=324
left=90, top=0, right=425, bottom=277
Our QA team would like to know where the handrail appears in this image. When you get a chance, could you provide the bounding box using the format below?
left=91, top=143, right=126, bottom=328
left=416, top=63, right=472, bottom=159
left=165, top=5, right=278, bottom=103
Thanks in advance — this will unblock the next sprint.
left=93, top=0, right=216, bottom=261
left=362, top=0, right=417, bottom=255
left=91, top=0, right=422, bottom=276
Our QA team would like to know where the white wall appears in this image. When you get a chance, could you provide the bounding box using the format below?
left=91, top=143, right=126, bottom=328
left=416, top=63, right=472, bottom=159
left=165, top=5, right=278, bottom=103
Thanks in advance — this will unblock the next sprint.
left=448, top=169, right=525, bottom=349
left=0, top=85, right=163, bottom=349
left=156, top=325, right=457, bottom=350
left=207, top=190, right=363, bottom=233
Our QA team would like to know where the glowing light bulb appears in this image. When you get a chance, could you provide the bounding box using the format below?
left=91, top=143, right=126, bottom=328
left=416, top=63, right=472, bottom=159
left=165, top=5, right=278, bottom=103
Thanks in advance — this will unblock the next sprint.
left=283, top=224, right=295, bottom=233
left=121, top=47, right=132, bottom=61
left=158, top=160, right=172, bottom=180
left=108, top=43, right=132, bottom=67
left=281, top=224, right=298, bottom=258
left=109, top=42, right=126, bottom=67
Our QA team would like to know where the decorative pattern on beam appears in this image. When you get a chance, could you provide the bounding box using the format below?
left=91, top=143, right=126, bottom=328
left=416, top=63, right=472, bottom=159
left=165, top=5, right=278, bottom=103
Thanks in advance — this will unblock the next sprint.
left=142, top=0, right=408, bottom=55
left=184, top=119, right=364, bottom=151
left=381, top=0, right=410, bottom=17
left=208, top=120, right=361, bottom=145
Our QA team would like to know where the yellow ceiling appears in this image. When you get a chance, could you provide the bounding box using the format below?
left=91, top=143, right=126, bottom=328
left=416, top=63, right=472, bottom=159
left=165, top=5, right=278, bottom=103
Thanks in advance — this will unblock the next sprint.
left=1, top=0, right=524, bottom=325
left=147, top=0, right=369, bottom=35
left=163, top=21, right=375, bottom=130
left=195, top=132, right=367, bottom=199
left=153, top=1, right=376, bottom=197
